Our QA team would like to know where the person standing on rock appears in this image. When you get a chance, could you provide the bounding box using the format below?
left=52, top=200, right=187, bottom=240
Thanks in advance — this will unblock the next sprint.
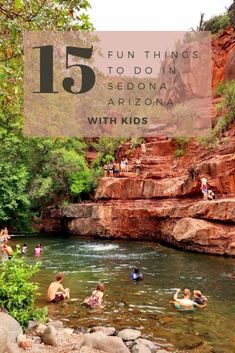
left=135, top=159, right=141, bottom=175
left=200, top=177, right=208, bottom=200
left=47, top=272, right=70, bottom=303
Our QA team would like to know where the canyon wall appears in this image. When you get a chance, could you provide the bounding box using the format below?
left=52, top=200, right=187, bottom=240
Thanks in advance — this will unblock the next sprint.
left=38, top=27, right=235, bottom=256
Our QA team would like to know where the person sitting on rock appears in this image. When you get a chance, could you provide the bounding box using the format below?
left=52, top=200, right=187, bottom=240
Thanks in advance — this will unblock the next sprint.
left=193, top=290, right=207, bottom=307
left=207, top=189, right=215, bottom=200
left=47, top=272, right=70, bottom=303
left=173, top=288, right=200, bottom=310
left=82, top=282, right=105, bottom=309
left=130, top=267, right=143, bottom=281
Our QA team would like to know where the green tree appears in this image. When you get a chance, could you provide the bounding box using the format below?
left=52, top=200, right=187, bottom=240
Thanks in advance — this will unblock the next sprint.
left=0, top=1, right=93, bottom=229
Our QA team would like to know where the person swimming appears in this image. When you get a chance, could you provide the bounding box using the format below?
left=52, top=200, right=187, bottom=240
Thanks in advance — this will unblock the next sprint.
left=130, top=267, right=143, bottom=281
left=193, top=290, right=207, bottom=306
left=173, top=288, right=206, bottom=310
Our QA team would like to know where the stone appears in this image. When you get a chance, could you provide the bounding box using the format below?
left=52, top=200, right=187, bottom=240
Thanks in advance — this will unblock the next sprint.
left=0, top=324, right=20, bottom=353
left=131, top=343, right=151, bottom=353
left=19, top=339, right=33, bottom=350
left=118, top=329, right=142, bottom=341
left=63, top=327, right=74, bottom=336
left=177, top=334, right=203, bottom=349
left=83, top=331, right=130, bottom=353
left=35, top=323, right=47, bottom=337
left=125, top=341, right=135, bottom=349
left=42, top=325, right=59, bottom=346
left=0, top=312, right=23, bottom=342
left=90, top=326, right=116, bottom=336
left=47, top=320, right=64, bottom=329
left=135, top=338, right=160, bottom=352
left=27, top=320, right=39, bottom=331
left=0, top=325, right=8, bottom=353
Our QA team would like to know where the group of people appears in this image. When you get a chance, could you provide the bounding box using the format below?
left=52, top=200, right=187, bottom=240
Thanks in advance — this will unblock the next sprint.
left=46, top=268, right=207, bottom=314
left=1, top=241, right=44, bottom=259
left=103, top=158, right=128, bottom=178
left=21, top=243, right=43, bottom=256
left=103, top=157, right=143, bottom=177
left=173, top=288, right=207, bottom=310
left=47, top=272, right=104, bottom=308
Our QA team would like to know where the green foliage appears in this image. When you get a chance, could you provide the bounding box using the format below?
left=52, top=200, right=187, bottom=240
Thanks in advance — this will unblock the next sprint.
left=0, top=247, right=47, bottom=327
left=0, top=1, right=94, bottom=229
left=198, top=80, right=235, bottom=147
left=91, top=137, right=126, bottom=168
left=203, top=14, right=232, bottom=34
left=172, top=136, right=189, bottom=158
left=130, top=137, right=144, bottom=149
left=174, top=149, right=185, bottom=158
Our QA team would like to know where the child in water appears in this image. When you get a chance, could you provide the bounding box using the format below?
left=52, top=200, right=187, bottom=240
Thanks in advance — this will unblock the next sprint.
left=34, top=243, right=43, bottom=256
left=83, top=282, right=105, bottom=309
left=130, top=267, right=143, bottom=281
left=193, top=290, right=207, bottom=306
left=21, top=243, right=28, bottom=255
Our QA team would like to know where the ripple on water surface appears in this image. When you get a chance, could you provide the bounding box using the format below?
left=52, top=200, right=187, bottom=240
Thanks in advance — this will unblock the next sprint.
left=11, top=235, right=235, bottom=353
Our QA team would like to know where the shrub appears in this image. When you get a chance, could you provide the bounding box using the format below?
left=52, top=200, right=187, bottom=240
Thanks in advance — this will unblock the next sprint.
left=174, top=149, right=185, bottom=158
left=198, top=81, right=235, bottom=146
left=172, top=136, right=189, bottom=157
left=0, top=247, right=47, bottom=327
left=203, top=14, right=232, bottom=34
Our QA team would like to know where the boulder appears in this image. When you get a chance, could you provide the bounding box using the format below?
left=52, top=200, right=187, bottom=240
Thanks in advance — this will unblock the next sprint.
left=135, top=338, right=160, bottom=352
left=42, top=325, right=59, bottom=346
left=47, top=320, right=63, bottom=329
left=0, top=312, right=23, bottom=342
left=35, top=323, right=47, bottom=337
left=19, top=339, right=33, bottom=350
left=83, top=331, right=130, bottom=353
left=0, top=325, right=8, bottom=353
left=131, top=343, right=151, bottom=353
left=118, top=329, right=142, bottom=341
left=90, top=326, right=116, bottom=336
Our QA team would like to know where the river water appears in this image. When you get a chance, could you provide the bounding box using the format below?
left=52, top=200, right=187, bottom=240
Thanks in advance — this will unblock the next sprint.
left=10, top=235, right=235, bottom=353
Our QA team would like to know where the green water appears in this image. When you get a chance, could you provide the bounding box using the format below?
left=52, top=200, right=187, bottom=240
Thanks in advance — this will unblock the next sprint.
left=10, top=235, right=235, bottom=352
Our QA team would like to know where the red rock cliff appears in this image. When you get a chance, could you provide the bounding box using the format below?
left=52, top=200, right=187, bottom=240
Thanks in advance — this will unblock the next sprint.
left=39, top=28, right=235, bottom=256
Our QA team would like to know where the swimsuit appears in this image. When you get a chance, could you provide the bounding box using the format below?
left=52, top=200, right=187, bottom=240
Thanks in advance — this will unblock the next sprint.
left=85, top=294, right=99, bottom=308
left=51, top=293, right=65, bottom=303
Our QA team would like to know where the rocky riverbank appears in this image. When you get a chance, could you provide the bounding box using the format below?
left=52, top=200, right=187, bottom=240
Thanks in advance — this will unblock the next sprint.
left=0, top=312, right=177, bottom=353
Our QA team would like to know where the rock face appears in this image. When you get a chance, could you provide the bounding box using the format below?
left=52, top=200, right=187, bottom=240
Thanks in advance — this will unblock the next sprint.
left=38, top=27, right=235, bottom=257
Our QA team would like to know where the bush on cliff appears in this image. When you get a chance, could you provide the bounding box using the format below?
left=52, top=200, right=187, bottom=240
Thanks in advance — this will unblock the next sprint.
left=203, top=14, right=232, bottom=34
left=199, top=80, right=235, bottom=147
left=0, top=247, right=47, bottom=327
left=172, top=136, right=189, bottom=158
